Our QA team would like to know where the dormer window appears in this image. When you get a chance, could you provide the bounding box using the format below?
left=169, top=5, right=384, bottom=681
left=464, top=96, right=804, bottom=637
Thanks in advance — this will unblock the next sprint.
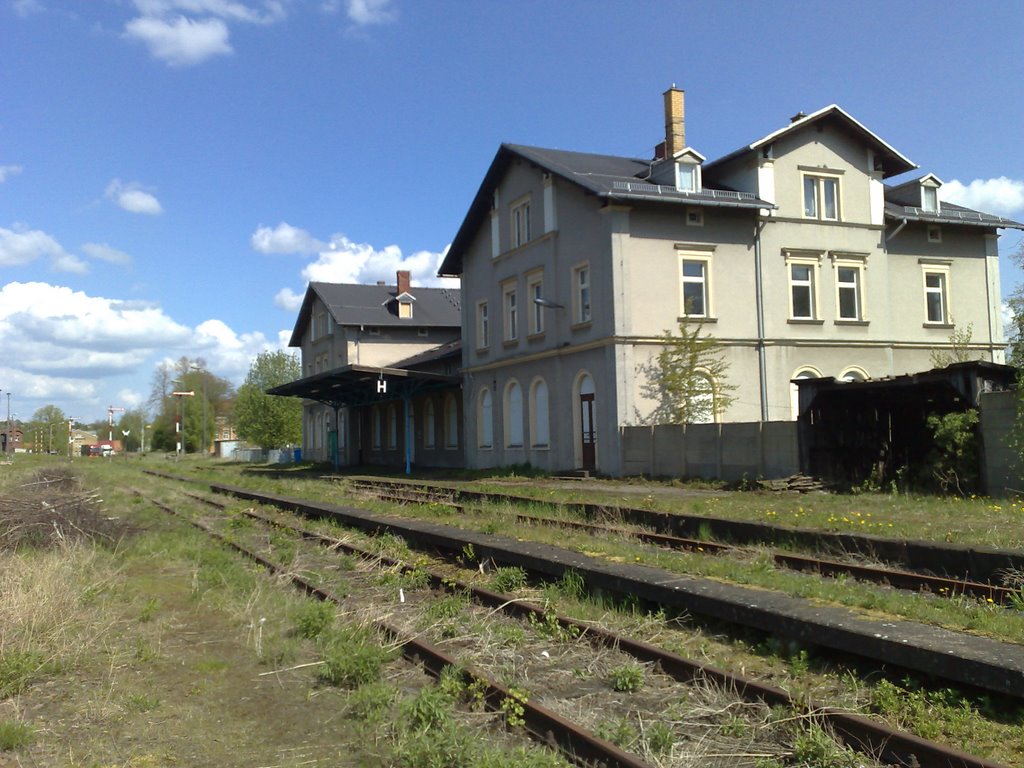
left=920, top=174, right=942, bottom=214
left=677, top=162, right=700, bottom=193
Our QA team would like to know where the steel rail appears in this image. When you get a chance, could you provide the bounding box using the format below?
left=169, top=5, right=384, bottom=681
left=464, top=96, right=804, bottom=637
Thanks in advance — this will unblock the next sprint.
left=176, top=485, right=1009, bottom=768
left=137, top=490, right=652, bottom=768
left=346, top=477, right=1023, bottom=603
left=350, top=482, right=1018, bottom=606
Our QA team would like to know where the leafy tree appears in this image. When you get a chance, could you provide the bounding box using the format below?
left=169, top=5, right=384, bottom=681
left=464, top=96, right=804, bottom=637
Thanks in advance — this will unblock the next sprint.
left=233, top=351, right=302, bottom=449
left=929, top=320, right=975, bottom=369
left=925, top=409, right=980, bottom=495
left=636, top=319, right=736, bottom=424
left=30, top=405, right=67, bottom=453
left=146, top=357, right=235, bottom=453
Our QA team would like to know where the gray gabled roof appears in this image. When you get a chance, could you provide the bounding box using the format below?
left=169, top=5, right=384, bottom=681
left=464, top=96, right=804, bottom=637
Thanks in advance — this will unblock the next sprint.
left=704, top=104, right=918, bottom=179
left=288, top=281, right=461, bottom=347
left=438, top=143, right=772, bottom=276
left=883, top=199, right=1024, bottom=230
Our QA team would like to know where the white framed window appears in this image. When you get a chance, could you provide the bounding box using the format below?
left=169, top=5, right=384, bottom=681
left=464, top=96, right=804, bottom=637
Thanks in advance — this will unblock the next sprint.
left=922, top=185, right=939, bottom=213
left=511, top=196, right=531, bottom=249
left=423, top=399, right=436, bottom=449
left=686, top=207, right=704, bottom=226
left=527, top=271, right=544, bottom=336
left=784, top=250, right=823, bottom=321
left=803, top=173, right=841, bottom=221
left=573, top=263, right=591, bottom=325
left=831, top=253, right=867, bottom=322
left=444, top=394, right=458, bottom=449
left=791, top=264, right=814, bottom=319
left=504, top=380, right=523, bottom=448
left=502, top=282, right=518, bottom=341
left=476, top=300, right=489, bottom=349
left=530, top=378, right=550, bottom=448
left=924, top=270, right=949, bottom=324
left=676, top=162, right=700, bottom=193
left=927, top=225, right=942, bottom=243
left=398, top=301, right=413, bottom=319
left=679, top=257, right=712, bottom=317
left=477, top=388, right=493, bottom=449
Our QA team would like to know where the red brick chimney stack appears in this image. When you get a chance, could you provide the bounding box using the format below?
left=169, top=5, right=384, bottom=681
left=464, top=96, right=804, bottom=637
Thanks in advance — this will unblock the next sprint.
left=396, top=269, right=411, bottom=295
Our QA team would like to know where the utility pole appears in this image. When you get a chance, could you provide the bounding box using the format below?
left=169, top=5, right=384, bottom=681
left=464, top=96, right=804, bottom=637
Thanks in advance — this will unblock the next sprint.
left=171, top=391, right=194, bottom=460
left=107, top=405, right=125, bottom=452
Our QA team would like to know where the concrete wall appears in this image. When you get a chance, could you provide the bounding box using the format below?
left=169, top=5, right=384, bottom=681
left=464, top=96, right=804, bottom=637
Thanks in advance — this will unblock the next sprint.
left=620, top=420, right=799, bottom=481
left=980, top=390, right=1022, bottom=496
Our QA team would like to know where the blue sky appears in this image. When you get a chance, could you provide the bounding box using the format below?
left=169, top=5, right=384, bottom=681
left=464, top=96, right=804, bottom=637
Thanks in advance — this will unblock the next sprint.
left=3, top=0, right=1023, bottom=425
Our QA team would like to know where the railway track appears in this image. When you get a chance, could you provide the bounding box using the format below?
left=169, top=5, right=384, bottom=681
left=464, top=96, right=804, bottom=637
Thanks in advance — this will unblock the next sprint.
left=345, top=479, right=1021, bottom=606
left=145, top=483, right=1013, bottom=768
left=339, top=477, right=1024, bottom=589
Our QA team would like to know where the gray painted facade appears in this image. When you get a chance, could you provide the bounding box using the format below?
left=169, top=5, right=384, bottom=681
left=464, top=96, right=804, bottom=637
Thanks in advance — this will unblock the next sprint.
left=441, top=92, right=1022, bottom=476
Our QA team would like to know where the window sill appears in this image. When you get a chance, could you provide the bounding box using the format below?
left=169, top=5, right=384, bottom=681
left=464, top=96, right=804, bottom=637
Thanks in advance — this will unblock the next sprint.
left=834, top=319, right=869, bottom=326
left=476, top=346, right=489, bottom=355
left=923, top=322, right=954, bottom=330
left=505, top=444, right=523, bottom=450
left=677, top=316, right=717, bottom=323
left=502, top=339, right=519, bottom=348
left=571, top=321, right=592, bottom=331
left=788, top=318, right=824, bottom=325
left=531, top=444, right=550, bottom=451
left=527, top=331, right=545, bottom=342
left=477, top=445, right=493, bottom=451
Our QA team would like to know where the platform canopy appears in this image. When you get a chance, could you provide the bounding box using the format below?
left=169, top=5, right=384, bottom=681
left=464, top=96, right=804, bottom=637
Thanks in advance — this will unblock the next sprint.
left=267, top=364, right=459, bottom=409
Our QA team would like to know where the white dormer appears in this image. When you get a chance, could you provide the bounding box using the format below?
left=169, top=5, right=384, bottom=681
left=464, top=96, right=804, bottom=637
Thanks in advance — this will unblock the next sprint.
left=650, top=147, right=706, bottom=192
left=920, top=173, right=942, bottom=213
left=395, top=292, right=416, bottom=319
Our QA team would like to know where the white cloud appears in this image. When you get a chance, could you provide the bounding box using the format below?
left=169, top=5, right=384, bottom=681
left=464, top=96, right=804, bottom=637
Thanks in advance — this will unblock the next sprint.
left=274, top=287, right=304, bottom=311
left=117, top=388, right=146, bottom=409
left=299, top=234, right=455, bottom=288
left=105, top=179, right=164, bottom=215
left=941, top=177, right=1024, bottom=218
left=251, top=222, right=326, bottom=254
left=124, top=1, right=288, bottom=65
left=0, top=283, right=192, bottom=370
left=82, top=242, right=134, bottom=266
left=124, top=14, right=233, bottom=66
left=0, top=165, right=23, bottom=183
left=192, top=318, right=277, bottom=380
left=0, top=224, right=84, bottom=272
left=12, top=0, right=44, bottom=18
left=346, top=0, right=395, bottom=25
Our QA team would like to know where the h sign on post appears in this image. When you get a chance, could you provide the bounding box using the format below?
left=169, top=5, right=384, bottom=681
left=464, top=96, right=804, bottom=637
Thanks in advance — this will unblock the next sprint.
left=377, top=379, right=387, bottom=394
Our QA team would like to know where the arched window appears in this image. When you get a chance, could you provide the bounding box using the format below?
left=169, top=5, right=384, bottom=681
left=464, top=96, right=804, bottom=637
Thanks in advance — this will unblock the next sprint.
left=444, top=394, right=458, bottom=449
left=371, top=406, right=382, bottom=449
left=423, top=399, right=436, bottom=449
left=530, top=378, right=550, bottom=448
left=840, top=367, right=869, bottom=383
left=504, top=380, right=523, bottom=447
left=790, top=367, right=821, bottom=420
left=477, top=388, right=493, bottom=449
left=387, top=404, right=398, bottom=449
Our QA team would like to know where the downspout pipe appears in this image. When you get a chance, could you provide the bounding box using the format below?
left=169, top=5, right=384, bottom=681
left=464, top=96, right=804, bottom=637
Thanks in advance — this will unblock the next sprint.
left=887, top=218, right=908, bottom=242
left=754, top=217, right=769, bottom=422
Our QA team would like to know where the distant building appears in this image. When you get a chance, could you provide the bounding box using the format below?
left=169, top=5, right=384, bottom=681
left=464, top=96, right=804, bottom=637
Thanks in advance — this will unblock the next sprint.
left=271, top=270, right=463, bottom=469
left=0, top=424, right=23, bottom=453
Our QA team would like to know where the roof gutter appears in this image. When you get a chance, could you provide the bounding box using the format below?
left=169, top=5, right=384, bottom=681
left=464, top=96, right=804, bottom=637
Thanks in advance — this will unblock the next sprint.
left=604, top=193, right=775, bottom=210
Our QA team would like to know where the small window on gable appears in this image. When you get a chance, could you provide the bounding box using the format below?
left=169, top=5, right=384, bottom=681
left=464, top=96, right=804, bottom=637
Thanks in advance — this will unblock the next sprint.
left=686, top=208, right=704, bottom=226
left=922, top=185, right=938, bottom=213
left=927, top=225, right=942, bottom=243
left=417, top=327, right=429, bottom=337
left=398, top=301, right=413, bottom=319
left=511, top=197, right=531, bottom=249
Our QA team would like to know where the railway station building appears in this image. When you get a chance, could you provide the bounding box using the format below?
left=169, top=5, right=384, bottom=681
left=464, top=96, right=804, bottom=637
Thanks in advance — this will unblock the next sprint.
left=270, top=272, right=464, bottom=470
left=438, top=87, right=1023, bottom=476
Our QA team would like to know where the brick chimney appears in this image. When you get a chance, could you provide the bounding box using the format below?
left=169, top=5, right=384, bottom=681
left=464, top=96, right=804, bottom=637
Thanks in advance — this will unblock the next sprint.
left=663, top=86, right=685, bottom=157
left=396, top=269, right=411, bottom=296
